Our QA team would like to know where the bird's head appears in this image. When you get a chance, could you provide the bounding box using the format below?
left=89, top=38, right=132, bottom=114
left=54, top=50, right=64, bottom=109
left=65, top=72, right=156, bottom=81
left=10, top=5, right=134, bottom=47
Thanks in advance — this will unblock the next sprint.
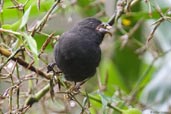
left=77, top=18, right=112, bottom=36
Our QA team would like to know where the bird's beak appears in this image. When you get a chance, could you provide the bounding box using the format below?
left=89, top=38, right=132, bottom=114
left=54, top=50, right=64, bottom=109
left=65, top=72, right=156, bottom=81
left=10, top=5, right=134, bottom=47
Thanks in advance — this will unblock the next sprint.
left=96, top=23, right=112, bottom=36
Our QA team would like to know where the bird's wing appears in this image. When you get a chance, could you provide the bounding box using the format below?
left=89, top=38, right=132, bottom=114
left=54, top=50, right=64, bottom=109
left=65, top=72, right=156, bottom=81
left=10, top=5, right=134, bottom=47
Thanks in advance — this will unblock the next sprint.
left=58, top=31, right=101, bottom=68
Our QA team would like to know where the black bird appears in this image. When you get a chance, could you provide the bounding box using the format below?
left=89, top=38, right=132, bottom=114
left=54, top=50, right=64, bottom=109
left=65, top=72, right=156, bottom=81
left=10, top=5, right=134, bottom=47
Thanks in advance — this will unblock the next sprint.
left=54, top=17, right=111, bottom=82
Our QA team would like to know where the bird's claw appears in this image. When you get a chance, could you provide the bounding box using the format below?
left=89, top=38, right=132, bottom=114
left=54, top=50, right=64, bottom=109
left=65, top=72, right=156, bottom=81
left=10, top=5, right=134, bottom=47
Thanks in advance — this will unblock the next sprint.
left=47, top=63, right=57, bottom=73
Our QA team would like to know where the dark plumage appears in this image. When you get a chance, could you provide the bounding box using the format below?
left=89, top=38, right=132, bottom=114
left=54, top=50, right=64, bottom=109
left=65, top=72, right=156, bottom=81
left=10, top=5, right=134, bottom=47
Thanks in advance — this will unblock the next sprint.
left=54, top=17, right=111, bottom=82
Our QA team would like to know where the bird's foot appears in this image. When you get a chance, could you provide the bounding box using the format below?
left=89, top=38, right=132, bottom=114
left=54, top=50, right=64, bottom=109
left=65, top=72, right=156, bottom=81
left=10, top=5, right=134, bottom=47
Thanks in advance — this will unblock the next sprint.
left=47, top=63, right=57, bottom=73
left=67, top=80, right=87, bottom=94
left=47, top=63, right=62, bottom=75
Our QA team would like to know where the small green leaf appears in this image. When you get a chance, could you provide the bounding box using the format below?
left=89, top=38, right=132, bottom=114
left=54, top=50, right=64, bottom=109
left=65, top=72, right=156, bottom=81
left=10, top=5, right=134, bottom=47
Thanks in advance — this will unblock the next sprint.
left=20, top=6, right=32, bottom=29
left=122, top=108, right=142, bottom=114
left=23, top=33, right=38, bottom=56
left=99, top=92, right=111, bottom=111
left=2, top=24, right=12, bottom=29
left=11, top=20, right=22, bottom=31
left=99, top=93, right=108, bottom=107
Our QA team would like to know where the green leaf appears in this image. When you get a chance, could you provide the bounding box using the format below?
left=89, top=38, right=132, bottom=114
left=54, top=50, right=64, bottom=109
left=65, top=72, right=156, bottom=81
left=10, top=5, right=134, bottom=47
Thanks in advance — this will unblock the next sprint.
left=99, top=93, right=109, bottom=114
left=2, top=20, right=21, bottom=31
left=77, top=0, right=93, bottom=7
left=99, top=93, right=108, bottom=107
left=122, top=108, right=142, bottom=114
left=99, top=59, right=127, bottom=93
left=20, top=6, right=32, bottom=29
left=113, top=42, right=142, bottom=92
left=2, top=24, right=12, bottom=30
left=23, top=33, right=38, bottom=56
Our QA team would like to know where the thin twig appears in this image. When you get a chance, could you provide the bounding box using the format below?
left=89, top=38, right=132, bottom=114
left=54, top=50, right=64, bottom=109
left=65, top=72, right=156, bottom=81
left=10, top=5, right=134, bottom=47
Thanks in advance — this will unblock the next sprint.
left=0, top=28, right=22, bottom=36
left=38, top=33, right=55, bottom=58
left=31, top=0, right=61, bottom=36
left=146, top=17, right=164, bottom=45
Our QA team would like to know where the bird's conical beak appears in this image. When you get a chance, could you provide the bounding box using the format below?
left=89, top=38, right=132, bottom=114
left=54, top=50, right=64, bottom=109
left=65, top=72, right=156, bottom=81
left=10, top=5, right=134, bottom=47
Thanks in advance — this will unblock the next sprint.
left=96, top=23, right=112, bottom=36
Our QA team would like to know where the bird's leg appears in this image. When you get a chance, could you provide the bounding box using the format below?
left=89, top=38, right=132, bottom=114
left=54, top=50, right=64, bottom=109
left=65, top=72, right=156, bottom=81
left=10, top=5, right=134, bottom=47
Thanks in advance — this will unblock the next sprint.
left=47, top=63, right=62, bottom=75
left=67, top=82, right=79, bottom=94
left=65, top=80, right=87, bottom=101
